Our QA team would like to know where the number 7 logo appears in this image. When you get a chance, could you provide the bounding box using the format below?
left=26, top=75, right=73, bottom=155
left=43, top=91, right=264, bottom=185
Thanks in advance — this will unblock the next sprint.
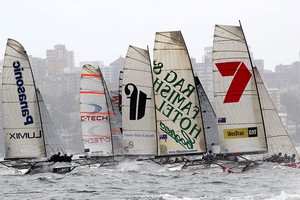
left=215, top=61, right=252, bottom=103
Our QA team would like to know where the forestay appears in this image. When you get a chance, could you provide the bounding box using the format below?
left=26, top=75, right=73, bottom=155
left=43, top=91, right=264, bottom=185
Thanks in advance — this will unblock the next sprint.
left=2, top=38, right=45, bottom=159
left=212, top=24, right=268, bottom=154
left=254, top=67, right=299, bottom=160
left=153, top=31, right=206, bottom=156
left=122, top=45, right=157, bottom=156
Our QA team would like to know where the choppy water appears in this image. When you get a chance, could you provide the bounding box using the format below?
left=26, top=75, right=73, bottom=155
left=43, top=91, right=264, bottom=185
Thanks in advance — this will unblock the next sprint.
left=0, top=160, right=300, bottom=200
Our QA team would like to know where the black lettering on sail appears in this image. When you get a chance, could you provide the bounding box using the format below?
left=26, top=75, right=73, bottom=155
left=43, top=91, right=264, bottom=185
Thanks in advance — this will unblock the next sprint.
left=125, top=83, right=151, bottom=120
left=137, top=91, right=147, bottom=119
left=125, top=83, right=138, bottom=120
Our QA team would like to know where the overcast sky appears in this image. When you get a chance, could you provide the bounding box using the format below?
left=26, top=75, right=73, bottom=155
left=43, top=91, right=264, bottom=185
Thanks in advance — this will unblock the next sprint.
left=1, top=0, right=300, bottom=71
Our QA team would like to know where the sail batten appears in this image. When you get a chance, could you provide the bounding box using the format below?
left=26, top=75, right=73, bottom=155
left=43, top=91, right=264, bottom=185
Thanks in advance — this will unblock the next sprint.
left=213, top=24, right=267, bottom=154
left=80, top=64, right=114, bottom=157
left=153, top=31, right=206, bottom=156
left=254, top=67, right=299, bottom=160
left=122, top=45, right=157, bottom=156
left=2, top=38, right=46, bottom=159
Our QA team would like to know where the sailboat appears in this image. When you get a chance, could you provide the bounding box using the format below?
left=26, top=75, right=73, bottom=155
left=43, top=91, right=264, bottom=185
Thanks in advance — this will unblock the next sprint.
left=78, top=64, right=122, bottom=167
left=0, top=38, right=71, bottom=174
left=151, top=31, right=207, bottom=168
left=212, top=22, right=268, bottom=172
left=122, top=45, right=157, bottom=157
left=253, top=67, right=300, bottom=165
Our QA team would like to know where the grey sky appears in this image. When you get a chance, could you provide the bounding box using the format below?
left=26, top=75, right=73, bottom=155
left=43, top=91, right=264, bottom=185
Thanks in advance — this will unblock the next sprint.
left=1, top=0, right=300, bottom=71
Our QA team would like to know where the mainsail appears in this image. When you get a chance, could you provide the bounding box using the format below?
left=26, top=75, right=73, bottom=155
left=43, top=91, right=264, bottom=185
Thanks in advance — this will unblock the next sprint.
left=80, top=64, right=113, bottom=156
left=254, top=67, right=300, bottom=160
left=153, top=31, right=206, bottom=156
left=37, top=88, right=65, bottom=157
left=122, top=45, right=157, bottom=156
left=212, top=23, right=268, bottom=154
left=2, top=38, right=46, bottom=159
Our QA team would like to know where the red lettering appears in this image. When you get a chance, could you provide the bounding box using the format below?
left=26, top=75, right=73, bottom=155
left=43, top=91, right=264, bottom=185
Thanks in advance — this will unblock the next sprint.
left=102, top=116, right=109, bottom=121
left=81, top=115, right=110, bottom=122
left=84, top=136, right=111, bottom=144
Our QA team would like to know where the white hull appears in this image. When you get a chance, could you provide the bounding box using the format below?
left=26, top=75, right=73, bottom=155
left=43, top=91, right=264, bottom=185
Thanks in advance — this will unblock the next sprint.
left=0, top=160, right=74, bottom=175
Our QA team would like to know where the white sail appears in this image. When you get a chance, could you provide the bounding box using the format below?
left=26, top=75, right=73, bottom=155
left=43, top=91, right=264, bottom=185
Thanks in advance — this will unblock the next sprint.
left=122, top=45, right=157, bottom=155
left=195, top=77, right=219, bottom=152
left=254, top=67, right=300, bottom=160
left=80, top=64, right=113, bottom=156
left=153, top=31, right=206, bottom=156
left=212, top=24, right=267, bottom=154
left=2, top=38, right=45, bottom=159
left=36, top=88, right=65, bottom=157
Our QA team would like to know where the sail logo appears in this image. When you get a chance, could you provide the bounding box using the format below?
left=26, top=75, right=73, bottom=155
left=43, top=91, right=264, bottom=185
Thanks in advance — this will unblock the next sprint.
left=224, top=127, right=257, bottom=139
left=215, top=61, right=252, bottom=103
left=90, top=104, right=102, bottom=112
left=81, top=104, right=109, bottom=121
left=81, top=115, right=109, bottom=121
left=9, top=130, right=42, bottom=139
left=153, top=61, right=202, bottom=144
left=125, top=83, right=151, bottom=120
left=159, top=120, right=195, bottom=149
left=83, top=136, right=111, bottom=144
left=13, top=61, right=34, bottom=125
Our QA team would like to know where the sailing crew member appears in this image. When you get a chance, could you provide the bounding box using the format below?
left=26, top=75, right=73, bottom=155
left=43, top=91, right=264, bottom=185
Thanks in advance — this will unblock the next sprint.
left=48, top=152, right=61, bottom=162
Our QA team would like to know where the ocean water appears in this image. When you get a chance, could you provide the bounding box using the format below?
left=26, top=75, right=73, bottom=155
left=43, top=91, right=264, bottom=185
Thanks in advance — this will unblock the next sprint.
left=0, top=160, right=300, bottom=200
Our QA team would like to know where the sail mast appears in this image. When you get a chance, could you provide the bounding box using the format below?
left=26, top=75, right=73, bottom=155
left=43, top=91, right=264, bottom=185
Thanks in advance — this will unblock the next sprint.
left=153, top=31, right=206, bottom=156
left=80, top=64, right=113, bottom=157
left=98, top=66, right=123, bottom=155
left=122, top=45, right=157, bottom=156
left=31, top=77, right=47, bottom=158
left=239, top=20, right=268, bottom=151
left=212, top=24, right=268, bottom=155
left=97, top=66, right=115, bottom=156
left=182, top=32, right=207, bottom=153
left=148, top=45, right=159, bottom=155
left=3, top=39, right=46, bottom=159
